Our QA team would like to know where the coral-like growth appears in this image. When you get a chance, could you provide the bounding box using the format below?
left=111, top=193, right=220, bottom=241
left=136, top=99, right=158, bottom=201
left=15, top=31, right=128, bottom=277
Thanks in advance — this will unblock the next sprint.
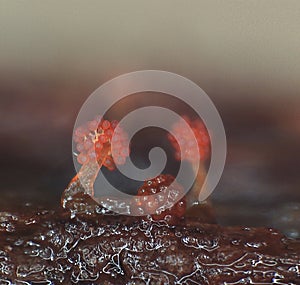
left=168, top=116, right=210, bottom=163
left=134, top=174, right=186, bottom=222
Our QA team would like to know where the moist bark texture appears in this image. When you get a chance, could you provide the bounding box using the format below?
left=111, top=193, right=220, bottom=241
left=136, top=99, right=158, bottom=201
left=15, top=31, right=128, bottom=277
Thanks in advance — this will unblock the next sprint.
left=0, top=195, right=299, bottom=284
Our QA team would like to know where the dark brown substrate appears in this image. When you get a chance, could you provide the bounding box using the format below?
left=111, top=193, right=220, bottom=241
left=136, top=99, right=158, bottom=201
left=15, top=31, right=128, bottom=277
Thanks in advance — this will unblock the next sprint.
left=0, top=195, right=299, bottom=284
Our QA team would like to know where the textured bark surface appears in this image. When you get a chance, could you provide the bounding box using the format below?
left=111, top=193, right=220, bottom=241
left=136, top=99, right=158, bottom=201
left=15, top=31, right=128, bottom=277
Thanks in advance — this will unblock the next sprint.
left=0, top=195, right=299, bottom=284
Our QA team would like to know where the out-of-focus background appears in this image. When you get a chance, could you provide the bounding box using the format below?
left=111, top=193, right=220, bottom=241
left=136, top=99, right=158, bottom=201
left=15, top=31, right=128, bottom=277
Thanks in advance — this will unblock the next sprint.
left=0, top=1, right=300, bottom=237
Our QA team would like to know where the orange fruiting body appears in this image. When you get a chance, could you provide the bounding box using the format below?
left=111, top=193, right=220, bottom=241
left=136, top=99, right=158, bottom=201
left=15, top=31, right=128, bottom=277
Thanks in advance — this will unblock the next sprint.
left=73, top=116, right=129, bottom=170
left=168, top=116, right=210, bottom=163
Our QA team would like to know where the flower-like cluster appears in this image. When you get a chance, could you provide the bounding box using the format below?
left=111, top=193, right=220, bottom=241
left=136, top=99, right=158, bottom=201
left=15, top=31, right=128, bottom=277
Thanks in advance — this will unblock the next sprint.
left=135, top=174, right=186, bottom=222
left=168, top=116, right=210, bottom=163
left=73, top=117, right=129, bottom=170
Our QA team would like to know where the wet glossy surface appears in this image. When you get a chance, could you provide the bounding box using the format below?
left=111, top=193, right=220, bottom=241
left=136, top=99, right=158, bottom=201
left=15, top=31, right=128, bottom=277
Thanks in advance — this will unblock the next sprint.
left=0, top=194, right=299, bottom=284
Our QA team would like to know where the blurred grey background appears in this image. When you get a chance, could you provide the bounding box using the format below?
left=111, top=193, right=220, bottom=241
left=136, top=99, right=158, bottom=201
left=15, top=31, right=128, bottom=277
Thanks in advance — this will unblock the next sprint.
left=0, top=1, right=300, bottom=237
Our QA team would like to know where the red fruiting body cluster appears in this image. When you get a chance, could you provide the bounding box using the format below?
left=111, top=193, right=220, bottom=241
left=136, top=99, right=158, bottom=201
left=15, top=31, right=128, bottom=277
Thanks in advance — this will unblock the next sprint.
left=73, top=116, right=129, bottom=170
left=168, top=116, right=210, bottom=163
left=136, top=174, right=186, bottom=221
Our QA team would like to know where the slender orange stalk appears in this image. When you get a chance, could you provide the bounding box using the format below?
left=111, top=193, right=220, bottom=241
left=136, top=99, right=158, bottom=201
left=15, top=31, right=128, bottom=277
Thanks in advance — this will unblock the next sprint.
left=168, top=116, right=211, bottom=207
left=61, top=143, right=111, bottom=209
